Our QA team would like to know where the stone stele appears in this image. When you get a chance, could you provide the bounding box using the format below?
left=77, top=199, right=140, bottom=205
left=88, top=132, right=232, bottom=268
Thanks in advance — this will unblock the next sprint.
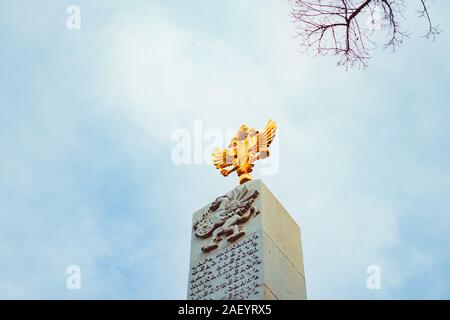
left=187, top=179, right=307, bottom=300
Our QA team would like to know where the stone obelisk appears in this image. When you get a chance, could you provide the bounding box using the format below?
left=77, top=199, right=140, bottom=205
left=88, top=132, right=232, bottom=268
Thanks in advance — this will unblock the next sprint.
left=188, top=120, right=306, bottom=299
left=187, top=179, right=306, bottom=300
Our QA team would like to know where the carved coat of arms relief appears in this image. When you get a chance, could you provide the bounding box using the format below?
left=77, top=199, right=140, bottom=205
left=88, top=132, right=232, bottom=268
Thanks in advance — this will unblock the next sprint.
left=193, top=185, right=260, bottom=253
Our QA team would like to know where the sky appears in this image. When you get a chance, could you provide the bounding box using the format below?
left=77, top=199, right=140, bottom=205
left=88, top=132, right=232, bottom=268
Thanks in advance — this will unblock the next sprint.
left=0, top=0, right=449, bottom=299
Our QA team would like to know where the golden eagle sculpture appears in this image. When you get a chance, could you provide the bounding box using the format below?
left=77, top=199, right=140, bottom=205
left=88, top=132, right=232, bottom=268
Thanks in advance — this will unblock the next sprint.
left=212, top=119, right=277, bottom=185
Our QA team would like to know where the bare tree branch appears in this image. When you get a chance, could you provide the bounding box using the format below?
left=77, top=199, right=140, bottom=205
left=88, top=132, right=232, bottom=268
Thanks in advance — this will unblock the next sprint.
left=417, top=0, right=441, bottom=40
left=290, top=0, right=440, bottom=69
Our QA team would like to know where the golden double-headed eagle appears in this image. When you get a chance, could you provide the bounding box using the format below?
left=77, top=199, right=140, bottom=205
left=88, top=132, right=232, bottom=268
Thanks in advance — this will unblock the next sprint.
left=212, top=120, right=277, bottom=185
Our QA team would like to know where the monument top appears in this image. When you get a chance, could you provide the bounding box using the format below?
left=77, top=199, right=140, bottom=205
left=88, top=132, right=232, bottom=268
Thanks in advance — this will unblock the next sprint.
left=211, top=119, right=277, bottom=185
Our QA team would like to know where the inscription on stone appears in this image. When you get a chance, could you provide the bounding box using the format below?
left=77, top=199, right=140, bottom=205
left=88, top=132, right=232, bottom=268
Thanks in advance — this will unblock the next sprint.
left=188, top=232, right=263, bottom=300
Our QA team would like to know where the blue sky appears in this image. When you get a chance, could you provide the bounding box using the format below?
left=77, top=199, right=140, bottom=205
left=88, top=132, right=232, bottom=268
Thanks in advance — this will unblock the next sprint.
left=0, top=0, right=449, bottom=299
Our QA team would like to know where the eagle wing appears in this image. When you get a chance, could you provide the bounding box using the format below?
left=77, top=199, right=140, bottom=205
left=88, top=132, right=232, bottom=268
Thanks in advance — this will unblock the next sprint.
left=255, top=119, right=277, bottom=159
left=212, top=147, right=235, bottom=169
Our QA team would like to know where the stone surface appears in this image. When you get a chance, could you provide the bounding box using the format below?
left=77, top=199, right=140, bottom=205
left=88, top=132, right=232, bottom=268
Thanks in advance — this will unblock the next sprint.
left=187, top=180, right=306, bottom=300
